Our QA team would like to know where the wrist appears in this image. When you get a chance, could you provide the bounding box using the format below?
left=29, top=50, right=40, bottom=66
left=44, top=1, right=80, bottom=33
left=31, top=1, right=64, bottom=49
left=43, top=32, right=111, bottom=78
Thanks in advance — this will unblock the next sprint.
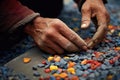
left=24, top=16, right=44, bottom=36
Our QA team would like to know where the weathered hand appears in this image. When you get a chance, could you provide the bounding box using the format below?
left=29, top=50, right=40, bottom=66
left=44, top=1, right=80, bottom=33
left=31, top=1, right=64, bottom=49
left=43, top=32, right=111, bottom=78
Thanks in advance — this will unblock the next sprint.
left=79, top=0, right=110, bottom=48
left=25, top=17, right=87, bottom=54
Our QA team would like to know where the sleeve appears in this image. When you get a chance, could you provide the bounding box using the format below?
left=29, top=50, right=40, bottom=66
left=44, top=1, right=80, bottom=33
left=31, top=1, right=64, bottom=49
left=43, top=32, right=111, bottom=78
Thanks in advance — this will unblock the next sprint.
left=0, top=0, right=40, bottom=33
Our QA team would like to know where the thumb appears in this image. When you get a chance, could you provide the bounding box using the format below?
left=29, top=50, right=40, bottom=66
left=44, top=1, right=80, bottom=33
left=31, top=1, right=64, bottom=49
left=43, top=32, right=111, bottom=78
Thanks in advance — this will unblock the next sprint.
left=81, top=10, right=91, bottom=29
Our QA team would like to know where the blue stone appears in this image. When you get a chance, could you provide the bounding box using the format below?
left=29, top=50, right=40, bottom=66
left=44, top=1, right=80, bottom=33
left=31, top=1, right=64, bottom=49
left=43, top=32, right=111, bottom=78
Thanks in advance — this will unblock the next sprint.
left=50, top=76, right=56, bottom=80
left=37, top=64, right=45, bottom=68
left=33, top=71, right=40, bottom=77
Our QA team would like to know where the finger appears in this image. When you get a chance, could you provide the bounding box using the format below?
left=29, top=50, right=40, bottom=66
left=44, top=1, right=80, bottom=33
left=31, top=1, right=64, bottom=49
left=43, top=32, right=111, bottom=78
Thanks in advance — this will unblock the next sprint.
left=50, top=32, right=80, bottom=52
left=88, top=13, right=109, bottom=48
left=81, top=7, right=91, bottom=29
left=44, top=39, right=64, bottom=54
left=87, top=25, right=107, bottom=48
left=57, top=24, right=87, bottom=50
left=39, top=46, right=56, bottom=54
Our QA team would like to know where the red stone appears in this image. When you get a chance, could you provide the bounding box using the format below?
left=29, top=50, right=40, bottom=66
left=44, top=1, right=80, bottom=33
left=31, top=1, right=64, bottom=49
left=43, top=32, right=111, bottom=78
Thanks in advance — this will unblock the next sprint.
left=44, top=68, right=51, bottom=73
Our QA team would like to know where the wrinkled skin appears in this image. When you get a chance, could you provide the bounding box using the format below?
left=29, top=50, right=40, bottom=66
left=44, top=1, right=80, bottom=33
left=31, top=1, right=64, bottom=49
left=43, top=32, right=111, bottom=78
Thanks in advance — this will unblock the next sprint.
left=24, top=0, right=110, bottom=54
left=25, top=17, right=87, bottom=54
left=79, top=0, right=110, bottom=48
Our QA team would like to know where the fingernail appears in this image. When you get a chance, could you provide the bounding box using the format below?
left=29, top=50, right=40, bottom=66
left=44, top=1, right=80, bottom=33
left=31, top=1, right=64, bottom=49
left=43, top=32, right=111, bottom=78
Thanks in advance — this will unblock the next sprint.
left=82, top=46, right=88, bottom=51
left=81, top=24, right=87, bottom=28
left=87, top=42, right=94, bottom=49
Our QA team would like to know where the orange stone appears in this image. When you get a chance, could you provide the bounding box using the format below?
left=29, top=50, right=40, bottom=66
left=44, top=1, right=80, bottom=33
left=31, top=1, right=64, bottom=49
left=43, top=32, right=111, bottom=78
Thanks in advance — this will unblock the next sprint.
left=56, top=76, right=61, bottom=80
left=114, top=47, right=120, bottom=51
left=23, top=57, right=31, bottom=63
left=71, top=76, right=79, bottom=80
left=59, top=72, right=68, bottom=78
left=53, top=73, right=59, bottom=77
left=94, top=52, right=103, bottom=58
left=81, top=59, right=88, bottom=65
left=68, top=61, right=75, bottom=68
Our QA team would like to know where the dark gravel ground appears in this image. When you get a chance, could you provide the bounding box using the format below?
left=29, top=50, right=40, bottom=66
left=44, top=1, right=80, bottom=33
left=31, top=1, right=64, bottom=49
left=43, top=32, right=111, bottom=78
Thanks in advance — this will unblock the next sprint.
left=0, top=0, right=120, bottom=66
left=0, top=0, right=120, bottom=80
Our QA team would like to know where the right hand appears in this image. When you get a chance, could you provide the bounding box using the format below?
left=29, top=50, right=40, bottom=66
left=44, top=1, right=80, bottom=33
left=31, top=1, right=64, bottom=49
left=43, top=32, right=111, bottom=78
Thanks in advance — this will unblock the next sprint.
left=24, top=17, right=87, bottom=54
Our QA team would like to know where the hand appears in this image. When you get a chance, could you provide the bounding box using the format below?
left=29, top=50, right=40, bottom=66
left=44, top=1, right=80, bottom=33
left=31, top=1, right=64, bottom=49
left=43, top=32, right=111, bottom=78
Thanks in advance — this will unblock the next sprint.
left=80, top=0, right=110, bottom=48
left=24, top=17, right=87, bottom=54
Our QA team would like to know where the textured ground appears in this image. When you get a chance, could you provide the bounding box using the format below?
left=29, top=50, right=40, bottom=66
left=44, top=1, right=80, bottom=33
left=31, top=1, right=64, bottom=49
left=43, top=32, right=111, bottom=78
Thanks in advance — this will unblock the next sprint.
left=0, top=0, right=120, bottom=66
left=0, top=0, right=120, bottom=80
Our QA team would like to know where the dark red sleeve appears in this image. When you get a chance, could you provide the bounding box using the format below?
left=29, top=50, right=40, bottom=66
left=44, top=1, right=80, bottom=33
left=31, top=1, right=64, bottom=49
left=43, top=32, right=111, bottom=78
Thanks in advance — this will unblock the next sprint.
left=0, top=0, right=40, bottom=33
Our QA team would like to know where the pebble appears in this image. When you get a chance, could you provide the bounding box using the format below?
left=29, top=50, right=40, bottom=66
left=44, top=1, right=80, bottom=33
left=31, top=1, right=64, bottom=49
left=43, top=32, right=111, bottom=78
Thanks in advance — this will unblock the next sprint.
left=33, top=71, right=40, bottom=77
left=23, top=57, right=31, bottom=63
left=44, top=68, right=51, bottom=73
left=50, top=65, right=58, bottom=71
left=50, top=76, right=56, bottom=80
left=32, top=66, right=37, bottom=70
left=37, top=64, right=45, bottom=68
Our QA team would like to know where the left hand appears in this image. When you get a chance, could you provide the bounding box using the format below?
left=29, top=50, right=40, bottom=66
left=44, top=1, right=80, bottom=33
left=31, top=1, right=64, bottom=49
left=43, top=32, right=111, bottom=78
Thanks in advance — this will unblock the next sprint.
left=77, top=0, right=110, bottom=48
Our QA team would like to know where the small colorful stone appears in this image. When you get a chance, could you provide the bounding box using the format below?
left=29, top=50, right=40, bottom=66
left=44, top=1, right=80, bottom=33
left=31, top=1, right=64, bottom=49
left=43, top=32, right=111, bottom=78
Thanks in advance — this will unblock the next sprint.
left=68, top=61, right=75, bottom=68
left=32, top=66, right=37, bottom=70
left=54, top=55, right=61, bottom=62
left=23, top=57, right=31, bottom=63
left=81, top=59, right=88, bottom=65
left=59, top=72, right=68, bottom=78
left=67, top=68, right=75, bottom=74
left=33, top=71, right=40, bottom=77
left=37, top=64, right=45, bottom=68
left=50, top=65, right=58, bottom=71
left=71, top=76, right=79, bottom=80
left=44, top=68, right=51, bottom=73
left=42, top=60, right=47, bottom=64
left=48, top=56, right=54, bottom=62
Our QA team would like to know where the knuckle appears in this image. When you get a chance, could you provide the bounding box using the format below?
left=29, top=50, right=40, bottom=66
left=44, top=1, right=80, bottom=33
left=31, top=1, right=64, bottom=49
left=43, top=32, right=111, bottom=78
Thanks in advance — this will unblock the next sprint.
left=101, top=9, right=109, bottom=17
left=64, top=42, right=78, bottom=52
left=54, top=18, right=60, bottom=22
left=69, top=34, right=77, bottom=41
left=54, top=19, right=61, bottom=25
left=66, top=45, right=78, bottom=52
left=65, top=42, right=72, bottom=51
left=50, top=19, right=61, bottom=28
left=81, top=7, right=90, bottom=13
left=45, top=29, right=55, bottom=37
left=41, top=36, right=47, bottom=43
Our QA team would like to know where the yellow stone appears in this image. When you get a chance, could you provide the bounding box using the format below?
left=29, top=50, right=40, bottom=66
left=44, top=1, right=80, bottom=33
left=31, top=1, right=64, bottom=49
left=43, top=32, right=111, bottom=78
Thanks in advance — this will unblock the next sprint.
left=64, top=56, right=69, bottom=59
left=67, top=68, right=75, bottom=74
left=118, top=32, right=120, bottom=36
left=107, top=75, right=113, bottom=80
left=48, top=56, right=54, bottom=62
left=50, top=65, right=58, bottom=71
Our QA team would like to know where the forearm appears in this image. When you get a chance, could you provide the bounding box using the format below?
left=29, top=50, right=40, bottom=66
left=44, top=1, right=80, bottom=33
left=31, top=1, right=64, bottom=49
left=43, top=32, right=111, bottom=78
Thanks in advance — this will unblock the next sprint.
left=0, top=0, right=40, bottom=33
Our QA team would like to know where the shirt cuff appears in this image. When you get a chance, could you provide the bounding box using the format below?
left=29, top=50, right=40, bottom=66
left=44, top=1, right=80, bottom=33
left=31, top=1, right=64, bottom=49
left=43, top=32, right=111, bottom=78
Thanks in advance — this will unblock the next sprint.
left=9, top=13, right=40, bottom=33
